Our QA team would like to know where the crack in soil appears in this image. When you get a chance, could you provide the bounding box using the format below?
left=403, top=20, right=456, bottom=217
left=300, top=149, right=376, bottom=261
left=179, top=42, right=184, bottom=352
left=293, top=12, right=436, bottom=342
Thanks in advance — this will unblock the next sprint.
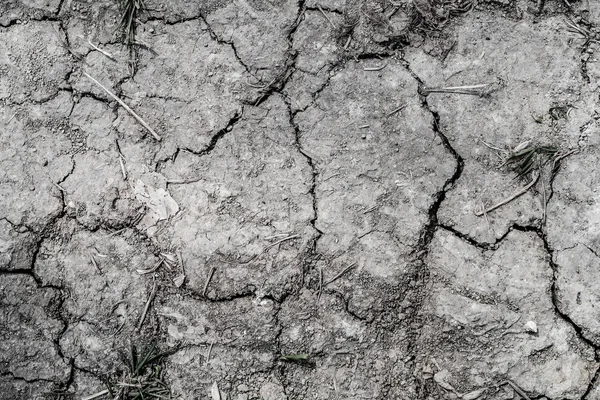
left=196, top=13, right=254, bottom=76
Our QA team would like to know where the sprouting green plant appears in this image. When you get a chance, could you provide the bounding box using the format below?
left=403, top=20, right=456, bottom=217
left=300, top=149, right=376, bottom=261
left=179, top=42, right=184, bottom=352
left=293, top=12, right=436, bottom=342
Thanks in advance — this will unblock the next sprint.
left=503, top=141, right=559, bottom=180
left=117, top=0, right=146, bottom=49
left=105, top=343, right=173, bottom=399
left=279, top=353, right=310, bottom=362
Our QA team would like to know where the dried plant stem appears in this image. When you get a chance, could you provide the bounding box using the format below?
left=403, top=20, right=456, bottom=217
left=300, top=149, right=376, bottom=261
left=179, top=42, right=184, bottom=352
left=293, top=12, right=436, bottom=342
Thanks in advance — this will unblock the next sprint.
left=475, top=172, right=539, bottom=216
left=324, top=263, right=357, bottom=286
left=83, top=72, right=161, bottom=141
left=136, top=279, right=157, bottom=331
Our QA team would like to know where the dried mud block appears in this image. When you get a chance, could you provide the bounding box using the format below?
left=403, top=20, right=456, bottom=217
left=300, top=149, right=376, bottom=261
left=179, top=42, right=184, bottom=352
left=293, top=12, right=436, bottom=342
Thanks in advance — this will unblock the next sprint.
left=0, top=374, right=56, bottom=400
left=162, top=95, right=315, bottom=300
left=284, top=10, right=343, bottom=112
left=554, top=244, right=600, bottom=346
left=62, top=151, right=142, bottom=229
left=71, top=49, right=131, bottom=100
left=10, top=0, right=61, bottom=14
left=116, top=20, right=253, bottom=153
left=276, top=289, right=416, bottom=398
left=546, top=150, right=600, bottom=346
left=63, top=0, right=121, bottom=57
left=36, top=228, right=156, bottom=370
left=166, top=345, right=275, bottom=399
left=547, top=151, right=600, bottom=251
left=161, top=296, right=278, bottom=398
left=159, top=296, right=278, bottom=347
left=408, top=14, right=582, bottom=242
left=200, top=0, right=298, bottom=78
left=294, top=10, right=343, bottom=73
left=70, top=96, right=115, bottom=152
left=0, top=95, right=73, bottom=230
left=420, top=230, right=597, bottom=398
left=0, top=220, right=37, bottom=271
left=0, top=274, right=70, bottom=382
left=296, top=59, right=455, bottom=317
left=0, top=22, right=70, bottom=103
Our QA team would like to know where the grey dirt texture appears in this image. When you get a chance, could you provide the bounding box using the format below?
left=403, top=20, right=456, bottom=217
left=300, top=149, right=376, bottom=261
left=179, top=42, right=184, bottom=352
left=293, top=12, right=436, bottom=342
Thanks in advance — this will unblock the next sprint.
left=1, top=0, right=600, bottom=399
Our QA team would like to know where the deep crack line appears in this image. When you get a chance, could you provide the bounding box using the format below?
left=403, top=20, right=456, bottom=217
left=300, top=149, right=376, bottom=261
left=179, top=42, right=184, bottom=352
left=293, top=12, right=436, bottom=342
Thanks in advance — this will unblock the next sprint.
left=415, top=107, right=465, bottom=257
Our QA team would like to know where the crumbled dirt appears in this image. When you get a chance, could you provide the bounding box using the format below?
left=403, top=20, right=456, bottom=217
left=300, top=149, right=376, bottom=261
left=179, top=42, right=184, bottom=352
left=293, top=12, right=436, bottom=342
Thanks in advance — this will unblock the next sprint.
left=2, top=0, right=600, bottom=399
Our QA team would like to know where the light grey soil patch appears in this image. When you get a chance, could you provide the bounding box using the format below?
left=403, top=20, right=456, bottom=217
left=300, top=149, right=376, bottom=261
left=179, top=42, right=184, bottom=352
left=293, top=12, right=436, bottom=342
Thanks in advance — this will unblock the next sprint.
left=407, top=12, right=582, bottom=244
left=296, top=58, right=455, bottom=320
left=0, top=274, right=70, bottom=382
left=420, top=229, right=597, bottom=398
left=161, top=94, right=315, bottom=301
left=35, top=224, right=158, bottom=372
left=3, top=0, right=600, bottom=398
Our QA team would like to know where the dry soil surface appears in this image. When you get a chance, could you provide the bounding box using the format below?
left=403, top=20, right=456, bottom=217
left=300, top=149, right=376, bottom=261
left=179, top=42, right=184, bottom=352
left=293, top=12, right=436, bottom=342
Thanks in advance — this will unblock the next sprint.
left=2, top=0, right=600, bottom=399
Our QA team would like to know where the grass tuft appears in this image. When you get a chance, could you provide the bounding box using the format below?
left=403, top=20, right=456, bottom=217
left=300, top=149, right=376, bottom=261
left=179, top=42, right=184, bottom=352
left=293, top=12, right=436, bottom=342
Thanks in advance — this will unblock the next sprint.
left=105, top=343, right=173, bottom=399
left=117, top=0, right=146, bottom=49
left=504, top=142, right=559, bottom=180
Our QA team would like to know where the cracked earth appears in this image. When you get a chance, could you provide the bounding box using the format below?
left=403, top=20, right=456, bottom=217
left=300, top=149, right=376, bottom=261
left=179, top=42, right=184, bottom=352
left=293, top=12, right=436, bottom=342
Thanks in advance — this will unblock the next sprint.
left=2, top=0, right=600, bottom=399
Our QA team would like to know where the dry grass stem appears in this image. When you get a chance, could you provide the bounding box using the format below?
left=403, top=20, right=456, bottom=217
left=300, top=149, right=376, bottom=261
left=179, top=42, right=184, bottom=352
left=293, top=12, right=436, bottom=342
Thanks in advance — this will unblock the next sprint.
left=136, top=278, right=157, bottom=331
left=364, top=64, right=387, bottom=71
left=202, top=266, right=216, bottom=297
left=81, top=389, right=110, bottom=400
left=420, top=83, right=492, bottom=96
left=89, top=252, right=102, bottom=274
left=119, top=155, right=127, bottom=180
left=87, top=39, right=115, bottom=60
left=206, top=341, right=215, bottom=362
left=499, top=380, right=531, bottom=400
left=83, top=72, right=162, bottom=141
left=475, top=172, right=539, bottom=216
left=324, top=262, right=357, bottom=286
left=318, top=6, right=337, bottom=28
left=387, top=104, right=406, bottom=117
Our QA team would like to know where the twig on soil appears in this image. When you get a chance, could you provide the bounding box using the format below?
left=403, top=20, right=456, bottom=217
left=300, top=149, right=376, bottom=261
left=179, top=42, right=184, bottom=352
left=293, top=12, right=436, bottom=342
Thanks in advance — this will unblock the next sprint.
left=387, top=104, right=406, bottom=117
left=136, top=278, right=157, bottom=331
left=318, top=6, right=337, bottom=29
left=50, top=180, right=66, bottom=192
left=324, top=263, right=357, bottom=286
left=87, top=39, right=115, bottom=60
left=119, top=155, right=127, bottom=180
left=552, top=149, right=578, bottom=166
left=166, top=178, right=202, bottom=184
left=540, top=159, right=547, bottom=225
left=206, top=340, right=215, bottom=362
left=364, top=64, right=387, bottom=71
left=240, top=234, right=300, bottom=265
left=317, top=267, right=323, bottom=302
left=267, top=234, right=300, bottom=248
left=419, top=83, right=492, bottom=96
left=475, top=172, right=539, bottom=216
left=83, top=72, right=162, bottom=141
left=81, top=389, right=110, bottom=400
left=137, top=258, right=164, bottom=275
left=202, top=266, right=216, bottom=297
left=107, top=227, right=127, bottom=237
left=89, top=252, right=102, bottom=274
left=498, top=380, right=531, bottom=400
left=564, top=17, right=592, bottom=45
left=344, top=35, right=352, bottom=49
left=478, top=138, right=505, bottom=154
left=5, top=113, right=16, bottom=125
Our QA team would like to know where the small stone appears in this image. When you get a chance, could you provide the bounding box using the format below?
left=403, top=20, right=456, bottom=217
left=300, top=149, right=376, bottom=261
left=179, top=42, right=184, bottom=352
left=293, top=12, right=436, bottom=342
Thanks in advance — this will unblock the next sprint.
left=525, top=320, right=538, bottom=333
